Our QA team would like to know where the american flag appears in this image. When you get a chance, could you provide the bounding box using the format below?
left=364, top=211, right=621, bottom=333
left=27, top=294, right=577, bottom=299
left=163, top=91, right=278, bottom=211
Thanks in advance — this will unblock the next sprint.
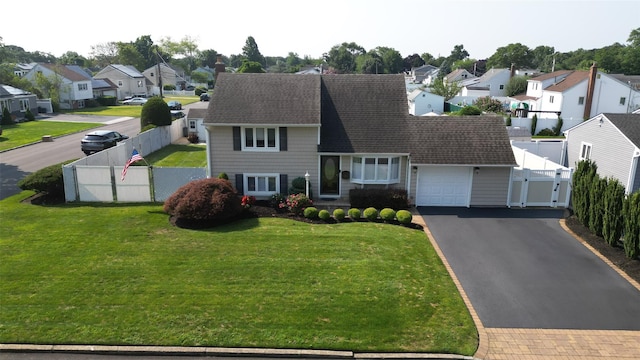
left=121, top=149, right=144, bottom=181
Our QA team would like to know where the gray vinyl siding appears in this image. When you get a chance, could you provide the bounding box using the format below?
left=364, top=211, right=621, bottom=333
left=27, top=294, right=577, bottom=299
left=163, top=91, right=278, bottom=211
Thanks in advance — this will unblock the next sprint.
left=566, top=119, right=636, bottom=192
left=209, top=126, right=319, bottom=195
left=470, top=167, right=511, bottom=206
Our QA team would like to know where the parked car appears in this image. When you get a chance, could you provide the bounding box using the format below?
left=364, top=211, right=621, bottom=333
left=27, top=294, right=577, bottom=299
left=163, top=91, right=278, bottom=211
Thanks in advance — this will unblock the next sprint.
left=122, top=97, right=148, bottom=105
left=167, top=100, right=182, bottom=110
left=200, top=93, right=210, bottom=101
left=81, top=130, right=129, bottom=155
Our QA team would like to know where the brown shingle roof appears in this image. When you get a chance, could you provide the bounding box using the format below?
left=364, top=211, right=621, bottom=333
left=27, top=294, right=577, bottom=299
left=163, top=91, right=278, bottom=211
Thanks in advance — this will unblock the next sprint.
left=604, top=113, right=640, bottom=148
left=545, top=71, right=588, bottom=92
left=205, top=73, right=516, bottom=166
left=205, top=73, right=321, bottom=125
left=39, top=63, right=90, bottom=82
left=407, top=116, right=517, bottom=165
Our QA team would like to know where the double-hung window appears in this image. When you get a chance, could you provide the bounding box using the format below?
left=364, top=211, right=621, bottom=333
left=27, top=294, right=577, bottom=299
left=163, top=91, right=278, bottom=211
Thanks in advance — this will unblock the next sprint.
left=244, top=174, right=279, bottom=196
left=243, top=127, right=278, bottom=151
left=579, top=142, right=592, bottom=160
left=351, top=156, right=400, bottom=184
left=19, top=99, right=30, bottom=112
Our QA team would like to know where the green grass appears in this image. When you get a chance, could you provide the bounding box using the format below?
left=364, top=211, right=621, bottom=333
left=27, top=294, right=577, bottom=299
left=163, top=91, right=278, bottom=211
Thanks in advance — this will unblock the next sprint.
left=0, top=193, right=477, bottom=355
left=143, top=144, right=207, bottom=167
left=63, top=96, right=200, bottom=117
left=0, top=121, right=100, bottom=151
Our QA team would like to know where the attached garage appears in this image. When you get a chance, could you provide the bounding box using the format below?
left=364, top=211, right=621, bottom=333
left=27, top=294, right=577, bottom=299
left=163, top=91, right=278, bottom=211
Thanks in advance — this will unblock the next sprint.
left=416, top=166, right=472, bottom=206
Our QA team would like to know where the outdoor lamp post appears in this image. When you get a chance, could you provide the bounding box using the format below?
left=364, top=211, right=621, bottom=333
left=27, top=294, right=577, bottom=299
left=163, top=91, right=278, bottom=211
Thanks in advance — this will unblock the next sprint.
left=304, top=171, right=310, bottom=197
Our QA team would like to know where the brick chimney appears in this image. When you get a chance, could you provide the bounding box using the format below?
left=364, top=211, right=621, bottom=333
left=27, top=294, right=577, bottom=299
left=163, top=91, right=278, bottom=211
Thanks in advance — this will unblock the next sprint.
left=584, top=62, right=597, bottom=119
left=214, top=55, right=225, bottom=80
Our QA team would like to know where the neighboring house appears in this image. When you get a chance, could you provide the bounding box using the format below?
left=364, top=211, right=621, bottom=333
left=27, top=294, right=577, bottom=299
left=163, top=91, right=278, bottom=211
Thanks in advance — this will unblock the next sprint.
left=520, top=64, right=640, bottom=122
left=458, top=68, right=512, bottom=97
left=94, top=64, right=149, bottom=100
left=91, top=78, right=118, bottom=98
left=204, top=73, right=517, bottom=207
left=444, top=68, right=475, bottom=84
left=408, top=64, right=439, bottom=85
left=564, top=113, right=640, bottom=194
left=24, top=63, right=93, bottom=109
left=143, top=63, right=188, bottom=93
left=407, top=88, right=445, bottom=115
left=0, top=84, right=39, bottom=120
left=13, top=62, right=36, bottom=77
left=185, top=108, right=207, bottom=142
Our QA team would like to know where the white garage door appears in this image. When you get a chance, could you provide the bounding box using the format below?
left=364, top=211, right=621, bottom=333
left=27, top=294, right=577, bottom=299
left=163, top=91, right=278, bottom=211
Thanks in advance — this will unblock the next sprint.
left=416, top=166, right=471, bottom=207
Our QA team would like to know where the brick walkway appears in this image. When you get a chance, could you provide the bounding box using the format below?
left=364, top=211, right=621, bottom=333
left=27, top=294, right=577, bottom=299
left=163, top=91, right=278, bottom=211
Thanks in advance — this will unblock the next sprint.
left=412, top=213, right=640, bottom=360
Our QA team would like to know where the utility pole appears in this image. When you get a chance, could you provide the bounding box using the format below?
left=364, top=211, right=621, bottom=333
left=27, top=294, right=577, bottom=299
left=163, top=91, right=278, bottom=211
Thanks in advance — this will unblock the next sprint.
left=156, top=47, right=163, bottom=98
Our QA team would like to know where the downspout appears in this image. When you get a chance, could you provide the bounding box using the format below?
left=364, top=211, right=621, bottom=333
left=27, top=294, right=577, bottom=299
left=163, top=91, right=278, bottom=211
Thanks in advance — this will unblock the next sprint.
left=506, top=166, right=514, bottom=208
left=583, top=62, right=597, bottom=120
left=406, top=156, right=412, bottom=207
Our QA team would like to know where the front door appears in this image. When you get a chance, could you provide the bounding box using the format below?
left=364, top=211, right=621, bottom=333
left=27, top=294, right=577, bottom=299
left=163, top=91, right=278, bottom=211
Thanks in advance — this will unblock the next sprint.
left=320, top=155, right=340, bottom=196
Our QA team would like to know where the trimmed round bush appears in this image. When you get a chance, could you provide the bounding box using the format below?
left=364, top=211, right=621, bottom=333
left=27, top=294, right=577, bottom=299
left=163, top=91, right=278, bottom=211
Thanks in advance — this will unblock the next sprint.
left=380, top=208, right=396, bottom=222
left=333, top=208, right=346, bottom=222
left=141, top=96, right=171, bottom=128
left=348, top=208, right=361, bottom=220
left=318, top=209, right=331, bottom=221
left=396, top=210, right=413, bottom=225
left=163, top=178, right=242, bottom=223
left=303, top=206, right=319, bottom=219
left=363, top=207, right=378, bottom=221
left=217, top=172, right=229, bottom=180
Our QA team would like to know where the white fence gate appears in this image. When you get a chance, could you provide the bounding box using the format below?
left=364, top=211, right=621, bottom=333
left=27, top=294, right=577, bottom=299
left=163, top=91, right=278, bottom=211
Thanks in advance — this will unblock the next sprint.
left=510, top=168, right=573, bottom=208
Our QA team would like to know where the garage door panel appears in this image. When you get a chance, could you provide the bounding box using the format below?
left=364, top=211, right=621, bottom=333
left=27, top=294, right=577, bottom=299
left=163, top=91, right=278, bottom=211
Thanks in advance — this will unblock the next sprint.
left=417, top=166, right=471, bottom=207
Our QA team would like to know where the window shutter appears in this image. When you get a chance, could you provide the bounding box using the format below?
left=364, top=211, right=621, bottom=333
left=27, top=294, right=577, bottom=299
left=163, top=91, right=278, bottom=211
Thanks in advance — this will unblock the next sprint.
left=233, top=126, right=241, bottom=151
left=235, top=173, right=244, bottom=193
left=279, top=127, right=287, bottom=151
left=280, top=174, right=288, bottom=195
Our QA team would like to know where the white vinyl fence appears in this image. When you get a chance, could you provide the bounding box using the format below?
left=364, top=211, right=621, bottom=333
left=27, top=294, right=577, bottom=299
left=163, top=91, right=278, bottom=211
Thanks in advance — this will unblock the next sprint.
left=63, top=121, right=207, bottom=202
left=509, top=145, right=573, bottom=208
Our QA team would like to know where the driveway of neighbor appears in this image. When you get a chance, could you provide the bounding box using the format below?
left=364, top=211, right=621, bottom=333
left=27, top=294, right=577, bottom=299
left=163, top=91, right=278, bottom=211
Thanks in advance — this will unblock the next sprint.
left=419, top=207, right=640, bottom=330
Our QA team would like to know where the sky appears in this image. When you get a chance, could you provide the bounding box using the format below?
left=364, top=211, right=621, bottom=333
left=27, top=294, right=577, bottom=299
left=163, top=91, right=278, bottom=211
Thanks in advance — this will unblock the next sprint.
left=1, top=0, right=639, bottom=61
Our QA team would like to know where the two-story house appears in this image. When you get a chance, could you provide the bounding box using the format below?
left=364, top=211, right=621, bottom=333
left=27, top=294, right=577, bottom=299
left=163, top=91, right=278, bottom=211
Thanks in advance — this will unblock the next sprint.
left=204, top=73, right=517, bottom=207
left=517, top=64, right=640, bottom=122
left=94, top=64, right=149, bottom=100
left=143, top=63, right=188, bottom=93
left=24, top=63, right=93, bottom=109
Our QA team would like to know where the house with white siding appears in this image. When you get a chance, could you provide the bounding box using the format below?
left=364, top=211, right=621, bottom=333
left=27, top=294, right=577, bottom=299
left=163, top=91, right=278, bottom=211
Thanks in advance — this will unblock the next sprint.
left=407, top=88, right=445, bottom=115
left=94, top=64, right=149, bottom=100
left=24, top=63, right=93, bottom=109
left=564, top=113, right=640, bottom=194
left=204, top=73, right=518, bottom=207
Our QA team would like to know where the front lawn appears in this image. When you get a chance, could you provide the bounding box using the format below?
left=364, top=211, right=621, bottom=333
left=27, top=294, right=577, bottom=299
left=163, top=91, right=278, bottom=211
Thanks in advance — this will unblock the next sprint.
left=63, top=96, right=200, bottom=117
left=0, top=193, right=477, bottom=355
left=0, top=121, right=100, bottom=151
left=143, top=144, right=207, bottom=167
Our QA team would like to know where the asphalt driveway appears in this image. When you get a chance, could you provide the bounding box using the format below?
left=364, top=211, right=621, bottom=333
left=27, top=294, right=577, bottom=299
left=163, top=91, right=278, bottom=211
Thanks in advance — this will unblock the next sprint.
left=419, top=207, right=640, bottom=330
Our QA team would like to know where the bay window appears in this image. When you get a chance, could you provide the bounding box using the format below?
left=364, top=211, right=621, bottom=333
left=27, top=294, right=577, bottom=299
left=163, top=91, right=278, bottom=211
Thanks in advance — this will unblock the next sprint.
left=351, top=156, right=400, bottom=184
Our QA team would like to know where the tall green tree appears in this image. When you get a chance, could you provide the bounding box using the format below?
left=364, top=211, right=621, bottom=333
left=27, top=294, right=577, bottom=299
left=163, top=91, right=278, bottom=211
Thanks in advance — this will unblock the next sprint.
left=116, top=43, right=146, bottom=71
left=90, top=42, right=119, bottom=68
left=133, top=35, right=157, bottom=69
left=487, top=43, right=533, bottom=69
left=623, top=191, right=640, bottom=259
left=237, top=60, right=265, bottom=73
left=449, top=44, right=469, bottom=62
left=530, top=46, right=555, bottom=72
left=325, top=42, right=365, bottom=74
left=199, top=49, right=219, bottom=68
left=242, top=36, right=265, bottom=66
left=429, top=79, right=462, bottom=101
left=505, top=75, right=528, bottom=96
left=602, top=178, right=625, bottom=246
left=374, top=46, right=403, bottom=74
left=58, top=51, right=87, bottom=66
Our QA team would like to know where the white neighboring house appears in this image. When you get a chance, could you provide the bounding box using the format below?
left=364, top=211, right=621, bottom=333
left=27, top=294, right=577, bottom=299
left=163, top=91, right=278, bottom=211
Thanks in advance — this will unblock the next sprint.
left=24, top=63, right=93, bottom=110
left=143, top=63, right=188, bottom=94
left=407, top=88, right=445, bottom=115
left=458, top=68, right=512, bottom=97
left=444, top=69, right=476, bottom=84
left=516, top=64, right=640, bottom=122
left=407, top=64, right=439, bottom=86
left=94, top=64, right=149, bottom=100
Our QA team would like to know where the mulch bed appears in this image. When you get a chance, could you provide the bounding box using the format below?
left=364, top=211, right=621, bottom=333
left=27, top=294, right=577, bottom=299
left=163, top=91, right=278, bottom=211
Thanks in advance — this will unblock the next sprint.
left=22, top=193, right=640, bottom=285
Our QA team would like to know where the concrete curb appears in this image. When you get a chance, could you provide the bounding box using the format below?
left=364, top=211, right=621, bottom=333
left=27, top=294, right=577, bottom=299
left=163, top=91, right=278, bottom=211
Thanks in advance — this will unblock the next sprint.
left=0, top=344, right=476, bottom=359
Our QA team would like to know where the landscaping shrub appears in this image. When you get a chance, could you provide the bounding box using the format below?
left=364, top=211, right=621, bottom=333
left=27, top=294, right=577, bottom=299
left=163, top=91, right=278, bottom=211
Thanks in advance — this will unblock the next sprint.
left=380, top=208, right=396, bottom=222
left=304, top=207, right=319, bottom=219
left=396, top=210, right=413, bottom=225
left=536, top=128, right=555, bottom=137
left=270, top=193, right=286, bottom=209
left=24, top=109, right=35, bottom=121
left=284, top=193, right=312, bottom=215
left=333, top=208, right=346, bottom=222
left=349, top=188, right=409, bottom=209
left=163, top=84, right=176, bottom=90
left=363, top=207, right=378, bottom=221
left=140, top=96, right=171, bottom=129
left=318, top=209, right=331, bottom=221
left=348, top=208, right=361, bottom=220
left=505, top=115, right=512, bottom=126
left=163, top=178, right=242, bottom=223
left=195, top=87, right=208, bottom=96
left=588, top=177, right=607, bottom=237
left=289, top=176, right=312, bottom=198
left=217, top=172, right=229, bottom=180
left=474, top=96, right=503, bottom=113
left=187, top=132, right=199, bottom=143
left=457, top=105, right=482, bottom=115
left=623, top=191, right=640, bottom=259
left=17, top=160, right=69, bottom=200
left=571, top=159, right=598, bottom=225
left=1, top=107, right=12, bottom=125
left=553, top=117, right=564, bottom=136
left=602, top=178, right=625, bottom=246
left=530, top=114, right=538, bottom=136
left=97, top=96, right=117, bottom=106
